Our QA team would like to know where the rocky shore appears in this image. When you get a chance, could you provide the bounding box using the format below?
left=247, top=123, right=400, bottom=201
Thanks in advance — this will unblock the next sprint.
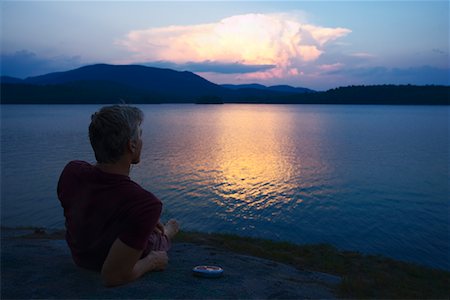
left=1, top=228, right=340, bottom=299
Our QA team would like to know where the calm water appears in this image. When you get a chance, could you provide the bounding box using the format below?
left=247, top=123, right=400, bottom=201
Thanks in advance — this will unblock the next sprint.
left=1, top=104, right=449, bottom=270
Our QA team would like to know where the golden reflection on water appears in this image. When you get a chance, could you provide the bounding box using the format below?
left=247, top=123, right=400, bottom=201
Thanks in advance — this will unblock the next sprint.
left=209, top=107, right=300, bottom=216
left=140, top=105, right=331, bottom=226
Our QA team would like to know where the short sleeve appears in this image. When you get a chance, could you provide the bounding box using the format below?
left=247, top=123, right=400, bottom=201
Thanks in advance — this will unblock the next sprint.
left=118, top=187, right=162, bottom=251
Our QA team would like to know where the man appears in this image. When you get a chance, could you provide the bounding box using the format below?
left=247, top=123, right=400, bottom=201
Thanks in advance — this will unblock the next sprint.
left=57, top=105, right=179, bottom=287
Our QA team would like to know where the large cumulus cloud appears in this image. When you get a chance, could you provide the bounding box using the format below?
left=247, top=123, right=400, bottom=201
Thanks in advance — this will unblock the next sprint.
left=118, top=13, right=351, bottom=80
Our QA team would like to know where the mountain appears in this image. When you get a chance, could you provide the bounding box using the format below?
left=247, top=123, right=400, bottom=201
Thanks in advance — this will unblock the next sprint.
left=267, top=85, right=314, bottom=94
left=1, top=64, right=449, bottom=105
left=221, top=84, right=267, bottom=90
left=0, top=64, right=314, bottom=104
left=0, top=76, right=24, bottom=84
left=221, top=84, right=314, bottom=94
left=21, top=64, right=229, bottom=102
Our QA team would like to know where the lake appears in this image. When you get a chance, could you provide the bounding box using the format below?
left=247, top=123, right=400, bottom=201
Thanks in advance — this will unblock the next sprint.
left=1, top=104, right=448, bottom=270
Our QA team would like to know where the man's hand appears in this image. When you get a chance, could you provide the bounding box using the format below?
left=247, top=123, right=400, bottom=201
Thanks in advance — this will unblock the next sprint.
left=154, top=221, right=165, bottom=235
left=101, top=238, right=167, bottom=287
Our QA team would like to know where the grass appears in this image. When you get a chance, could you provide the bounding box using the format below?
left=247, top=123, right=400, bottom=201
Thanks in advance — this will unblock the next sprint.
left=174, top=231, right=450, bottom=299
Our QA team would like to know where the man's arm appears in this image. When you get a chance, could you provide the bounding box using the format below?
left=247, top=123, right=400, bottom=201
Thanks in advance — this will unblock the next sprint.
left=101, top=238, right=168, bottom=287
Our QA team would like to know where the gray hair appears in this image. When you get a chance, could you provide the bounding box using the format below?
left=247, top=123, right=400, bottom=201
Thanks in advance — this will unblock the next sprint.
left=89, top=105, right=144, bottom=163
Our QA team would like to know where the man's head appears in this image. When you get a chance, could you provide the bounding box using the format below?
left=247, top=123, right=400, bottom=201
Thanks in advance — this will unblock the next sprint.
left=89, top=105, right=144, bottom=164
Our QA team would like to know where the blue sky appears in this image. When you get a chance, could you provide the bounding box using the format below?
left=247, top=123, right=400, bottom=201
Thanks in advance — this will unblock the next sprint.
left=1, top=1, right=448, bottom=90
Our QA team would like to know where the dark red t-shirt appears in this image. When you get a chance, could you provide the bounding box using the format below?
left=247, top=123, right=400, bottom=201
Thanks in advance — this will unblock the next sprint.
left=57, top=160, right=162, bottom=271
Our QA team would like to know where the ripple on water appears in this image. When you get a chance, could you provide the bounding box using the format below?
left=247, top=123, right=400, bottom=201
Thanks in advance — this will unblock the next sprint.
left=1, top=104, right=449, bottom=270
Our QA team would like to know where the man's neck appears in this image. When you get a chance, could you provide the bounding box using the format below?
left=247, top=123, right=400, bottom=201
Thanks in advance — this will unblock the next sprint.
left=96, top=160, right=131, bottom=177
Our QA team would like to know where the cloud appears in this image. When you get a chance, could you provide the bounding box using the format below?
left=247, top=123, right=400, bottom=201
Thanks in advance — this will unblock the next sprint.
left=118, top=13, right=351, bottom=80
left=349, top=52, right=376, bottom=58
left=324, top=65, right=450, bottom=86
left=1, top=50, right=81, bottom=78
left=144, top=60, right=276, bottom=74
left=432, top=48, right=446, bottom=55
left=318, top=63, right=344, bottom=72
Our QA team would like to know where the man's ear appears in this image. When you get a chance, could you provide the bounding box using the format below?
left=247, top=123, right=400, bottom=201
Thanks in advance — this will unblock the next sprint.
left=128, top=140, right=136, bottom=153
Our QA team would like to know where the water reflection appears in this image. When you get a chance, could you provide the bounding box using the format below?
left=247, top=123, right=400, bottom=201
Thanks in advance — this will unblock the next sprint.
left=136, top=105, right=332, bottom=228
left=211, top=108, right=294, bottom=212
left=200, top=106, right=330, bottom=225
left=2, top=105, right=448, bottom=270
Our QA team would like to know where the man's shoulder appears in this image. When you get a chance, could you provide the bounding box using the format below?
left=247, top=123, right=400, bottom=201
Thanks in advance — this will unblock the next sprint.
left=59, top=160, right=89, bottom=175
left=121, top=180, right=161, bottom=205
left=62, top=160, right=92, bottom=172
left=66, top=160, right=92, bottom=168
left=59, top=160, right=94, bottom=178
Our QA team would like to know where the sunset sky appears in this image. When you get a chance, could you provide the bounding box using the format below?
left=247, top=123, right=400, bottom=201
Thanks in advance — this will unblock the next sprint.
left=1, top=1, right=448, bottom=90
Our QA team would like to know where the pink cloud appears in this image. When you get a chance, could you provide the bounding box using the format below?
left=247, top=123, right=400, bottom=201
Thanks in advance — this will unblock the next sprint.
left=318, top=63, right=345, bottom=72
left=350, top=52, right=376, bottom=58
left=118, top=13, right=351, bottom=80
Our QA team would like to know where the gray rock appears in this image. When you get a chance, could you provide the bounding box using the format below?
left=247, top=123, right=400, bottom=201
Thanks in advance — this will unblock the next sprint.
left=1, top=229, right=341, bottom=299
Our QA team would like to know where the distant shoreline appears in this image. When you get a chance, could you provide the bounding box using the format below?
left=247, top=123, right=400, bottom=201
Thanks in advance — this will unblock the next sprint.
left=1, top=64, right=448, bottom=105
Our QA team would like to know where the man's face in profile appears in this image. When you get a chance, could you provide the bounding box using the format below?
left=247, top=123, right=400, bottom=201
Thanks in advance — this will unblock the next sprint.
left=131, top=127, right=143, bottom=165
